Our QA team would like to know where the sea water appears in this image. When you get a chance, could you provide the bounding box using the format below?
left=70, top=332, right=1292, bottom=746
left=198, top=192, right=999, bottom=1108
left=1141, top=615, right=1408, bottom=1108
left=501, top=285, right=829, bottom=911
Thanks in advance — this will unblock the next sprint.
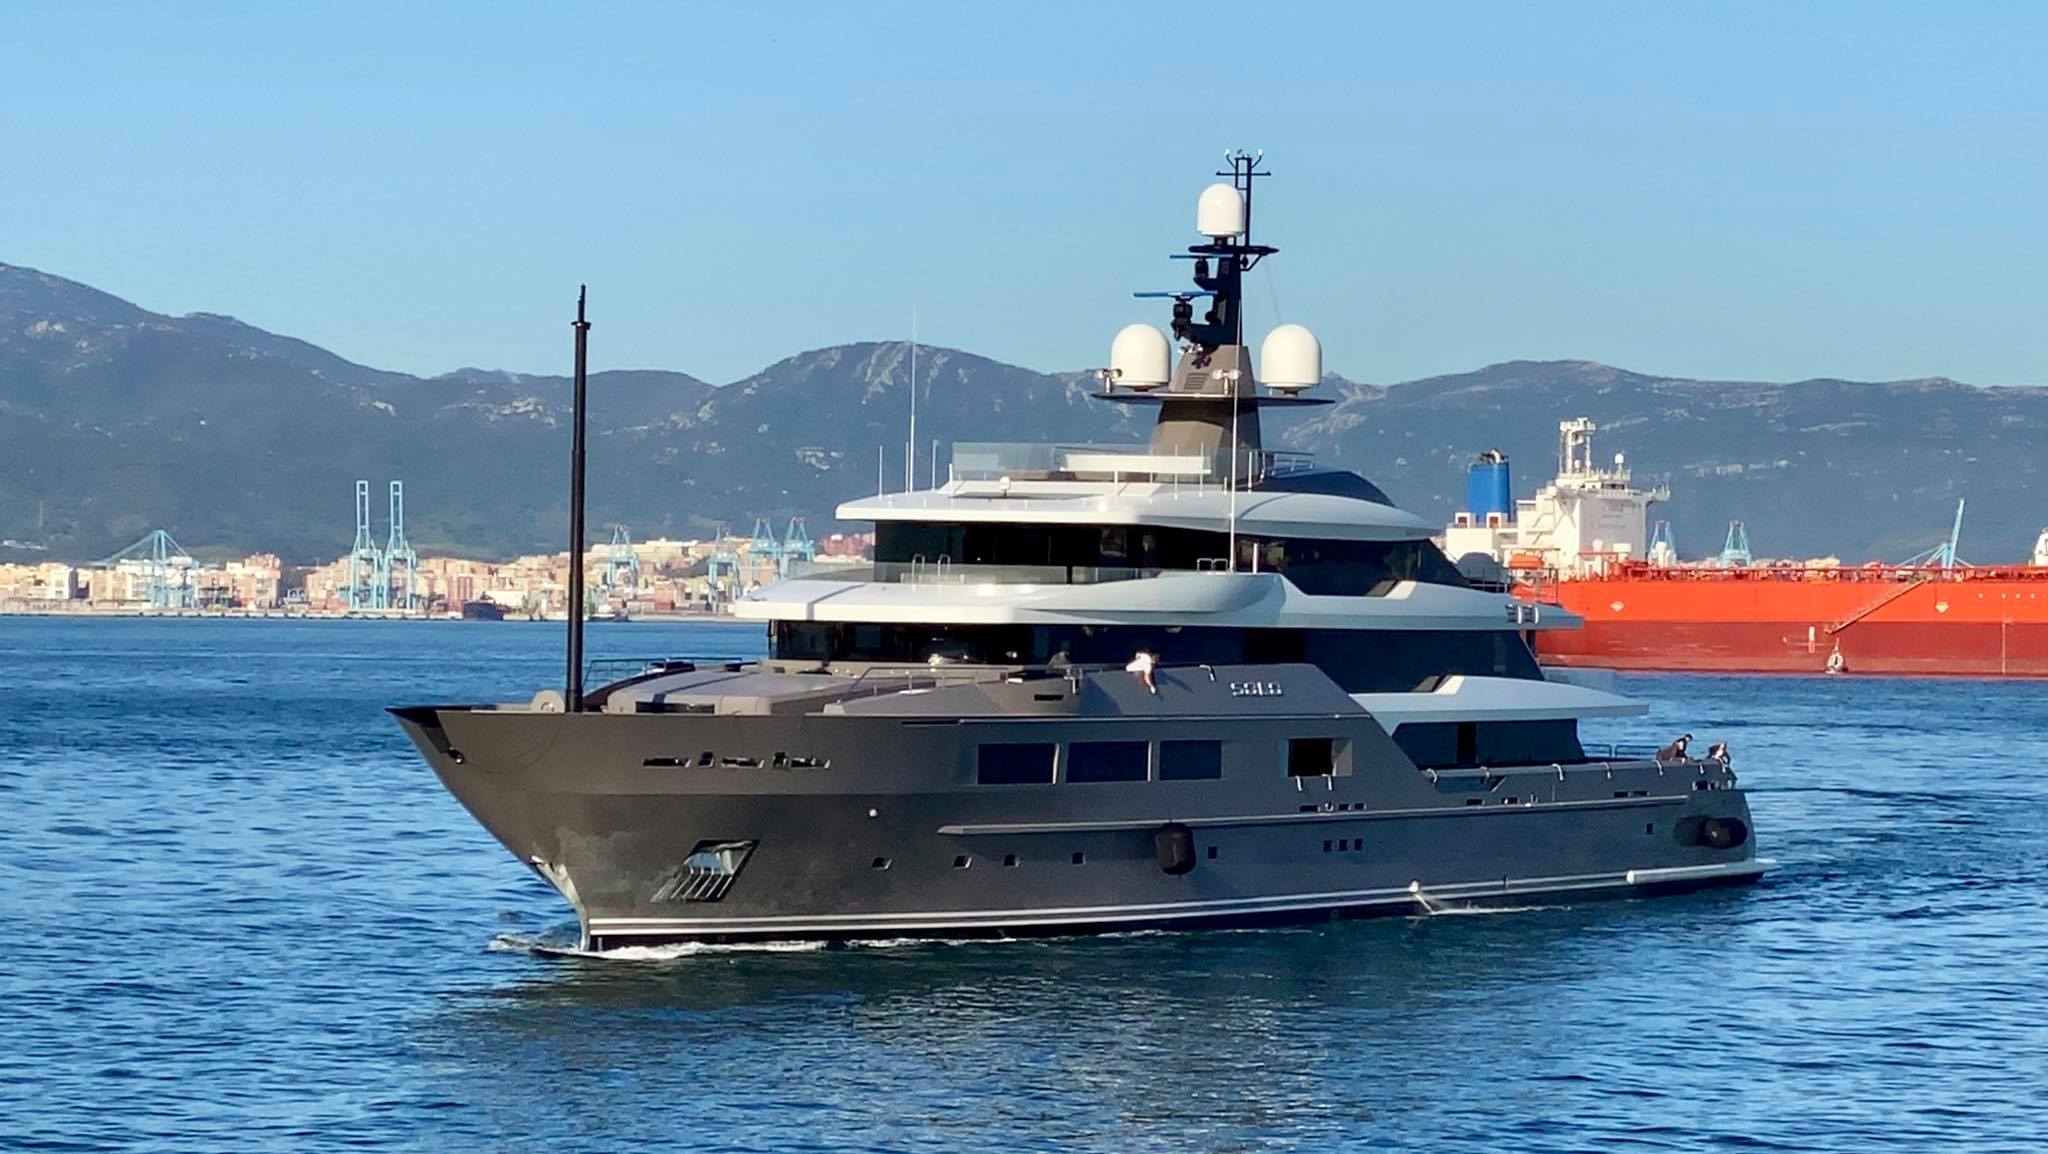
left=4, top=618, right=2045, bottom=1152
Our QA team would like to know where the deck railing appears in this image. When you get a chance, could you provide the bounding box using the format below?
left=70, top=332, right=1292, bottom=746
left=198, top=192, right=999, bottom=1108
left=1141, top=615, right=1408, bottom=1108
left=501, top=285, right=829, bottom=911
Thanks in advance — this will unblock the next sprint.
left=950, top=441, right=1316, bottom=487
left=790, top=561, right=1175, bottom=587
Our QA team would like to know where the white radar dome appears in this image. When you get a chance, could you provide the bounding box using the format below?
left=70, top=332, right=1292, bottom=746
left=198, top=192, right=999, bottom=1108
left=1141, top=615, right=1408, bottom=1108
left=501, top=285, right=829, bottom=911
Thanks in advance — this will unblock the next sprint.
left=1108, top=323, right=1172, bottom=390
left=1260, top=324, right=1321, bottom=393
left=1196, top=183, right=1246, bottom=239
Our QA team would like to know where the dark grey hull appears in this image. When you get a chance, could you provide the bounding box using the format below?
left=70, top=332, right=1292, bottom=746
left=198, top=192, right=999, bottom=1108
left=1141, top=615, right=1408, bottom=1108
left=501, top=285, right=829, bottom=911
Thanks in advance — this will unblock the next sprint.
left=392, top=662, right=1767, bottom=948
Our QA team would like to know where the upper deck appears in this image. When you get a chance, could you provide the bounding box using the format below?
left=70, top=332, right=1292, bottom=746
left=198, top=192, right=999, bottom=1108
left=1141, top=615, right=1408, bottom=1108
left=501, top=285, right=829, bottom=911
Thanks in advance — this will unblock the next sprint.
left=841, top=442, right=1433, bottom=543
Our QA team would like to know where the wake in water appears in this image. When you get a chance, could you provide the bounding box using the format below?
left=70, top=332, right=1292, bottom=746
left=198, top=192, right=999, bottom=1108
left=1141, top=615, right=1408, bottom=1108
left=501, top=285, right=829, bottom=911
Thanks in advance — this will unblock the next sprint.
left=490, top=925, right=1238, bottom=961
left=1407, top=885, right=1570, bottom=918
left=1410, top=902, right=1570, bottom=917
left=489, top=931, right=828, bottom=961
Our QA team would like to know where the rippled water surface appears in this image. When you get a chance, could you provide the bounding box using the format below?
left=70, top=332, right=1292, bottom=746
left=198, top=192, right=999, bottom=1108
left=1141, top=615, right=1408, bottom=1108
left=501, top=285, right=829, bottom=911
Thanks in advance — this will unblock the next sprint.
left=5, top=618, right=2046, bottom=1152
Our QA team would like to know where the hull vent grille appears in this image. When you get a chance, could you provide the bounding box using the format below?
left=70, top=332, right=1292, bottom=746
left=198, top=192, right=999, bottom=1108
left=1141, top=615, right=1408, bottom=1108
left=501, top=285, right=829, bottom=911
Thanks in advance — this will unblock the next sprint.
left=652, top=840, right=758, bottom=903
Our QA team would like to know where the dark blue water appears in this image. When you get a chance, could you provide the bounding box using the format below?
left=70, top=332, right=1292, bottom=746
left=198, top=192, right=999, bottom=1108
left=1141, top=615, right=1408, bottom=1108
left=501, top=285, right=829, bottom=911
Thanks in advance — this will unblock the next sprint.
left=5, top=618, right=2046, bottom=1152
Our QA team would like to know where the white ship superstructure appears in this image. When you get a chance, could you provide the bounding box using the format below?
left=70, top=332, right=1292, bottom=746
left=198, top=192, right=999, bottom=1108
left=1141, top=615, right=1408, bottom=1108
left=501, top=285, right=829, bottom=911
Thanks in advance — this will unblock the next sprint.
left=1442, top=418, right=1669, bottom=577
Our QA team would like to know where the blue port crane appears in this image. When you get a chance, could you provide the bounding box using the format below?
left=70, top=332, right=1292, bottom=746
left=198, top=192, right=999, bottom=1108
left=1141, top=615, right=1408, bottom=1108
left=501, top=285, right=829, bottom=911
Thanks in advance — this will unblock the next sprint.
left=377, top=480, right=419, bottom=611
left=1719, top=521, right=1752, bottom=568
left=98, top=529, right=197, bottom=610
left=1648, top=520, right=1677, bottom=565
left=705, top=524, right=742, bottom=602
left=781, top=516, right=815, bottom=575
left=601, top=523, right=641, bottom=598
left=346, top=480, right=384, bottom=611
left=748, top=517, right=781, bottom=585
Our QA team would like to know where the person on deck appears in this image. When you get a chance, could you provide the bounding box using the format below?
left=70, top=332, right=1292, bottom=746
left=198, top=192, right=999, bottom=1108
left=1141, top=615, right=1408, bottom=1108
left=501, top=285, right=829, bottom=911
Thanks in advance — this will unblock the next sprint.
left=1125, top=649, right=1158, bottom=694
left=1707, top=740, right=1730, bottom=765
left=1655, top=733, right=1693, bottom=761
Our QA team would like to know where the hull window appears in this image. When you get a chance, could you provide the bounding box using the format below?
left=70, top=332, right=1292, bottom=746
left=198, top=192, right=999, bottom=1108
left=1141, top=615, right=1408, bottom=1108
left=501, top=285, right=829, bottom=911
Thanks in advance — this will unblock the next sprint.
left=1065, top=741, right=1148, bottom=783
left=977, top=743, right=1057, bottom=785
left=1159, top=740, right=1224, bottom=781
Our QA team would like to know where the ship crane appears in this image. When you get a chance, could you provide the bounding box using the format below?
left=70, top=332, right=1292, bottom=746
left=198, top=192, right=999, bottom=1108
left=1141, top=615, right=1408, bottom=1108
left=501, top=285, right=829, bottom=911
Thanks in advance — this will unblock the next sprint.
left=1901, top=499, right=1969, bottom=570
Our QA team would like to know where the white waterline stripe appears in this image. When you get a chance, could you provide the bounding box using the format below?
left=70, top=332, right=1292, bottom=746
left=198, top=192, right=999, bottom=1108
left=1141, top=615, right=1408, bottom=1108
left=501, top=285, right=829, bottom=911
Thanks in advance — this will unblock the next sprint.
left=587, top=859, right=1771, bottom=936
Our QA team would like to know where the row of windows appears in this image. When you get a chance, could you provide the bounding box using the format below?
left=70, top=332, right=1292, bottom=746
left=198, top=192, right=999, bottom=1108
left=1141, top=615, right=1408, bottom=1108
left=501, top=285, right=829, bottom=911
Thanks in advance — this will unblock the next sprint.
left=977, top=739, right=1223, bottom=785
left=974, top=737, right=1346, bottom=785
left=770, top=623, right=1544, bottom=693
left=872, top=523, right=1468, bottom=596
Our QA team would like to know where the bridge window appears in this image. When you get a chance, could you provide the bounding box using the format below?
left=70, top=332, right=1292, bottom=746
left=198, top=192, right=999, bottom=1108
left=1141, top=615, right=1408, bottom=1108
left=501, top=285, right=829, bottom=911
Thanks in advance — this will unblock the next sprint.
left=977, top=743, right=1056, bottom=785
left=1392, top=720, right=1586, bottom=769
left=1065, top=741, right=1148, bottom=783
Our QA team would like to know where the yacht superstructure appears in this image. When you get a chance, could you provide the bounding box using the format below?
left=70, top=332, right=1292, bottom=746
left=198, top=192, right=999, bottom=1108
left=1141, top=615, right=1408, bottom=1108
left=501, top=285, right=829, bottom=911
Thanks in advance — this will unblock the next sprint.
left=393, top=155, right=1767, bottom=947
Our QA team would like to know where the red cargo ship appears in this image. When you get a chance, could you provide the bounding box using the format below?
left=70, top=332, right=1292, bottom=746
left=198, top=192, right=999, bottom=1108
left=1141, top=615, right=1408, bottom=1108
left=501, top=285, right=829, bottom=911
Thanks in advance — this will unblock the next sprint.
left=1527, top=562, right=2048, bottom=677
left=1444, top=419, right=2048, bottom=678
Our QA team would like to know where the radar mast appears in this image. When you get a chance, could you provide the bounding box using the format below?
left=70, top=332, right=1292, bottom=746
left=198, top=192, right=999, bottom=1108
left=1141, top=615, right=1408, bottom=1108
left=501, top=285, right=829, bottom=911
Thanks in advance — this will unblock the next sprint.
left=1100, top=151, right=1329, bottom=469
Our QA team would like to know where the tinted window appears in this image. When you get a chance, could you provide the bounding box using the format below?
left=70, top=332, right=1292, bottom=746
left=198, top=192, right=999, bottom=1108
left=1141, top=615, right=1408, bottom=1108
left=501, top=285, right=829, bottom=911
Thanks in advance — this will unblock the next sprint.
left=1236, top=536, right=1469, bottom=595
left=875, top=522, right=1227, bottom=570
left=1065, top=741, right=1148, bottom=783
left=772, top=622, right=1544, bottom=694
left=874, top=520, right=1467, bottom=593
left=1159, top=740, right=1223, bottom=781
left=1392, top=720, right=1586, bottom=769
left=977, top=743, right=1056, bottom=785
left=1288, top=737, right=1337, bottom=777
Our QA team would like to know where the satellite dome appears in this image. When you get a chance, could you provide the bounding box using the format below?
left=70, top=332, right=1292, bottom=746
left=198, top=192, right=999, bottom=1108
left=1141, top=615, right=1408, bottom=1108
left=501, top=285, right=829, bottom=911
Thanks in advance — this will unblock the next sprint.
left=1259, top=324, right=1321, bottom=393
left=1108, top=323, right=1172, bottom=390
left=1196, top=183, right=1246, bottom=239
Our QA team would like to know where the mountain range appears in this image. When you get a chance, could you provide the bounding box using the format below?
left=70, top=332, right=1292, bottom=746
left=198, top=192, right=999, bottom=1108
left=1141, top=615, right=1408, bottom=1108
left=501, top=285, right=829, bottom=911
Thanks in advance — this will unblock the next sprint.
left=3, top=259, right=2044, bottom=565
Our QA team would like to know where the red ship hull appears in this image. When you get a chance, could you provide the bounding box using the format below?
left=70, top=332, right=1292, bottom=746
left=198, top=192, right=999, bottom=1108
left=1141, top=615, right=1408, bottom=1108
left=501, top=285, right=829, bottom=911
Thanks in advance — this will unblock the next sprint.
left=1531, top=566, right=2048, bottom=678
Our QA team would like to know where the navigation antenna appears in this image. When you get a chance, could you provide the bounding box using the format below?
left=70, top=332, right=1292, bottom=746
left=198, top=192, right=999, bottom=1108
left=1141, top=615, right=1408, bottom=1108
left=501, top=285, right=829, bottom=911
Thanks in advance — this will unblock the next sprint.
left=1216, top=150, right=1267, bottom=570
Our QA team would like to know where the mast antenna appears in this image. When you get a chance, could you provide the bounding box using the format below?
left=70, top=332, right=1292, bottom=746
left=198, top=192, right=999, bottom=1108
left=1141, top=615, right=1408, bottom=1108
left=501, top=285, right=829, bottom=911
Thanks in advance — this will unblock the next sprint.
left=565, top=285, right=590, bottom=713
left=906, top=305, right=918, bottom=492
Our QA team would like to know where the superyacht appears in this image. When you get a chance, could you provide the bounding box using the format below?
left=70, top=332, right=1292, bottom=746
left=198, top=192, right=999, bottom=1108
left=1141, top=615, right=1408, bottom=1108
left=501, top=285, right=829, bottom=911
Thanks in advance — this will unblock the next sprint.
left=393, top=154, right=1768, bottom=947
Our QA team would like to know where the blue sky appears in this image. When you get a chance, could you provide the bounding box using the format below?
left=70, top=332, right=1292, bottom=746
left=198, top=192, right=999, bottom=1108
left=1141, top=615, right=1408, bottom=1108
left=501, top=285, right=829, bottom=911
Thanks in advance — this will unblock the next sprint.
left=5, top=2, right=2045, bottom=386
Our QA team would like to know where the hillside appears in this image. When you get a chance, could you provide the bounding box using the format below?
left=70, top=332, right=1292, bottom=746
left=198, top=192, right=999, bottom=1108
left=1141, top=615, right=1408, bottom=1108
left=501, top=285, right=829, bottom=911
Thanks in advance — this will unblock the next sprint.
left=1284, top=361, right=2048, bottom=562
left=2, top=260, right=2043, bottom=564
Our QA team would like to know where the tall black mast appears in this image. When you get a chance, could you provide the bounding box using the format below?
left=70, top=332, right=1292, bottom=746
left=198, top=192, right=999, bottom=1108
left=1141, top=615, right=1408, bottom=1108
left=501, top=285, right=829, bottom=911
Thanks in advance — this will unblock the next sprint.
left=565, top=286, right=590, bottom=712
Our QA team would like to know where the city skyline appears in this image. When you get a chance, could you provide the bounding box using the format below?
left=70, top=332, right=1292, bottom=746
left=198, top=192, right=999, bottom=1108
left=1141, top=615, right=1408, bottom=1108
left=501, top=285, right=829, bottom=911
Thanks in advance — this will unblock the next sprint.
left=6, top=3, right=2047, bottom=389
